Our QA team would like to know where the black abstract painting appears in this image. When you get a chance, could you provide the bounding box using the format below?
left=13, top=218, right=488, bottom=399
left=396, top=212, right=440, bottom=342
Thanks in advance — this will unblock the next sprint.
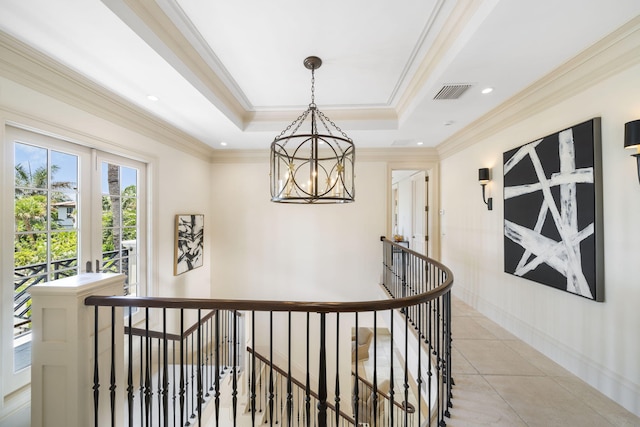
left=503, top=118, right=603, bottom=301
left=174, top=214, right=204, bottom=275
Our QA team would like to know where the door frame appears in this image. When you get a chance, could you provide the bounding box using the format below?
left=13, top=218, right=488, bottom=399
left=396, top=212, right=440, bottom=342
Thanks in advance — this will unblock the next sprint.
left=387, top=162, right=440, bottom=260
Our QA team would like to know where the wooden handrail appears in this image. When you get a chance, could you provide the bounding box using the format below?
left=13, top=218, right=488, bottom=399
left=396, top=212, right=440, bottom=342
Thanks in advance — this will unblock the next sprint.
left=78, top=237, right=454, bottom=427
left=124, top=309, right=219, bottom=341
left=247, top=346, right=357, bottom=424
left=86, top=239, right=452, bottom=312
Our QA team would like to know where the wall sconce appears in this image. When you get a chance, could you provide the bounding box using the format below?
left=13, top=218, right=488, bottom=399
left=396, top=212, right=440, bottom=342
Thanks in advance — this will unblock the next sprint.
left=478, top=168, right=493, bottom=210
left=624, top=119, right=640, bottom=184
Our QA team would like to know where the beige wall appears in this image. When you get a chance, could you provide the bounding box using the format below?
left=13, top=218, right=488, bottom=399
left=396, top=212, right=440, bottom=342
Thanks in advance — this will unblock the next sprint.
left=440, top=63, right=640, bottom=415
left=209, top=159, right=387, bottom=302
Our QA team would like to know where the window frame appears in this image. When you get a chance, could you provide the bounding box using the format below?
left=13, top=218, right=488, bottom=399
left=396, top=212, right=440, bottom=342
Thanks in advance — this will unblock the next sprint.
left=2, top=124, right=151, bottom=396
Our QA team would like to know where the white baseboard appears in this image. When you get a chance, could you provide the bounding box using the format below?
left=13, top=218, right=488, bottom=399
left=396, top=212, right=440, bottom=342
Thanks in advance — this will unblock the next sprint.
left=453, top=287, right=640, bottom=417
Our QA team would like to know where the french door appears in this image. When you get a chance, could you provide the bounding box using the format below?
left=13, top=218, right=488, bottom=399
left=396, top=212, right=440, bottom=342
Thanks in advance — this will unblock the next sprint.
left=4, top=126, right=146, bottom=394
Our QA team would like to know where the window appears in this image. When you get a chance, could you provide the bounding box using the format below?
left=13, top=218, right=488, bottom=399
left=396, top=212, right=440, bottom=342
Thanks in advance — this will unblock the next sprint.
left=4, top=126, right=147, bottom=393
left=99, top=159, right=143, bottom=297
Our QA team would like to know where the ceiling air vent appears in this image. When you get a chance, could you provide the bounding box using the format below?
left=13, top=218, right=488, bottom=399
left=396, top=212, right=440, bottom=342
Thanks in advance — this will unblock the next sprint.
left=433, top=84, right=473, bottom=100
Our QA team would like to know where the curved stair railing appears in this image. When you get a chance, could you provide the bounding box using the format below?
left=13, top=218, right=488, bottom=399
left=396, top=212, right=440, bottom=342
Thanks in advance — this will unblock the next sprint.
left=81, top=237, right=453, bottom=427
left=352, top=371, right=416, bottom=426
left=247, top=347, right=357, bottom=426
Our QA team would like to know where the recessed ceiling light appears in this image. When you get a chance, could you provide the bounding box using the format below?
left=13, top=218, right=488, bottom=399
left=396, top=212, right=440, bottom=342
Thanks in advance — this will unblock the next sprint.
left=147, top=95, right=159, bottom=101
left=481, top=87, right=493, bottom=94
left=417, top=141, right=424, bottom=146
left=220, top=142, right=228, bottom=146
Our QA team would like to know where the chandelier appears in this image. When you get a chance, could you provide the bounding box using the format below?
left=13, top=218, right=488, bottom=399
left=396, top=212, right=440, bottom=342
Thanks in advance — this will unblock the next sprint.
left=270, top=56, right=355, bottom=203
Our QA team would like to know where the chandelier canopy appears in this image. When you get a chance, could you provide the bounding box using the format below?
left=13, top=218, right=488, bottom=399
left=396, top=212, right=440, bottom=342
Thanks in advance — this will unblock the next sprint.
left=270, top=56, right=355, bottom=203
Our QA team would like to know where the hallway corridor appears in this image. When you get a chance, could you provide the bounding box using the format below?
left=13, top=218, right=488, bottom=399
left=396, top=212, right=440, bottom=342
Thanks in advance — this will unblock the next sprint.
left=448, top=297, right=639, bottom=426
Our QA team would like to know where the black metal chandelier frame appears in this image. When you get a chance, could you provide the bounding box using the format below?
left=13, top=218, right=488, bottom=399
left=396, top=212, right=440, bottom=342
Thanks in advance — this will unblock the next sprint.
left=270, top=56, right=355, bottom=204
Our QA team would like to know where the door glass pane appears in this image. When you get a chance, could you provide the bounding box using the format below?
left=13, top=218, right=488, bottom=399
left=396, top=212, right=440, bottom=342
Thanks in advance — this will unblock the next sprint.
left=15, top=190, right=48, bottom=232
left=101, top=162, right=139, bottom=296
left=14, top=143, right=47, bottom=189
left=13, top=142, right=80, bottom=373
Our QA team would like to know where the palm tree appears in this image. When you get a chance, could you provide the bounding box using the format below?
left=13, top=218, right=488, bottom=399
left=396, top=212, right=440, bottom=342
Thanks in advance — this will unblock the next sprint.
left=107, top=164, right=122, bottom=259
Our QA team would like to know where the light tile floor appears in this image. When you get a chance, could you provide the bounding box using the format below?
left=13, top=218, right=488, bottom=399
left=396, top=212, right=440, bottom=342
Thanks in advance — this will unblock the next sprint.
left=449, top=297, right=640, bottom=426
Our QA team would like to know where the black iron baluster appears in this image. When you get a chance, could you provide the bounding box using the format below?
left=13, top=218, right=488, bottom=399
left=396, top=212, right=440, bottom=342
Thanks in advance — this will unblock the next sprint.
left=445, top=291, right=453, bottom=419
left=287, top=312, right=293, bottom=426
left=334, top=312, right=340, bottom=427
left=110, top=307, right=116, bottom=427
left=162, top=308, right=169, bottom=427
left=427, top=299, right=433, bottom=427
left=173, top=340, right=177, bottom=427
left=139, top=335, right=144, bottom=427
left=269, top=312, right=274, bottom=426
left=157, top=336, right=162, bottom=426
left=180, top=310, right=185, bottom=427
left=189, top=330, right=195, bottom=422
left=305, top=313, right=311, bottom=427
left=197, top=309, right=203, bottom=427
left=93, top=305, right=99, bottom=427
left=258, top=357, right=264, bottom=415
left=317, top=313, right=327, bottom=427
left=417, top=303, right=423, bottom=427
left=232, top=311, right=238, bottom=426
left=214, top=310, right=220, bottom=425
left=372, top=314, right=378, bottom=427
left=251, top=312, right=257, bottom=427
left=209, top=313, right=215, bottom=397
left=127, top=308, right=134, bottom=427
left=145, top=307, right=152, bottom=427
left=436, top=296, right=443, bottom=427
left=404, top=307, right=409, bottom=427
left=389, top=310, right=394, bottom=427
left=353, top=314, right=359, bottom=426
left=224, top=310, right=229, bottom=367
left=205, top=315, right=210, bottom=400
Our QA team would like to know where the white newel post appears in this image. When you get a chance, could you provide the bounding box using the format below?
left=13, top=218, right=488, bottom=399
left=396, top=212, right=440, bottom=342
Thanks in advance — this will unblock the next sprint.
left=30, top=273, right=126, bottom=427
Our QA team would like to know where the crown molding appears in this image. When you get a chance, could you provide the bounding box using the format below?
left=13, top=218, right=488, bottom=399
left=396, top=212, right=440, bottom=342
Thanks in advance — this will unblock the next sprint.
left=0, top=31, right=214, bottom=160
left=211, top=146, right=439, bottom=164
left=436, top=15, right=640, bottom=160
left=110, top=0, right=248, bottom=127
left=245, top=107, right=399, bottom=132
left=395, top=0, right=484, bottom=119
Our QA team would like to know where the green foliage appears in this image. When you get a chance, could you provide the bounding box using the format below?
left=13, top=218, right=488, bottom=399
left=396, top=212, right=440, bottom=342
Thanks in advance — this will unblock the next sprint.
left=15, top=194, right=47, bottom=233
left=14, top=233, right=47, bottom=267
left=14, top=164, right=138, bottom=272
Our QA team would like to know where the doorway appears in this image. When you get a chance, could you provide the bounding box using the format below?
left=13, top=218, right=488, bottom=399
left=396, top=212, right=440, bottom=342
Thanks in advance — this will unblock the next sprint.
left=391, top=170, right=429, bottom=256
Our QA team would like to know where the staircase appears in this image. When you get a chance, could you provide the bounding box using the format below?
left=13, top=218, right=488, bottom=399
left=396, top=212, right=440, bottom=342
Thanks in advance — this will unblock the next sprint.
left=30, top=237, right=454, bottom=426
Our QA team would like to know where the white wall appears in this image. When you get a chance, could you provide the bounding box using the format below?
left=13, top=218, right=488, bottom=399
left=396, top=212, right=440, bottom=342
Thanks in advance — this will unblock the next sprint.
left=209, top=159, right=387, bottom=302
left=440, top=63, right=640, bottom=415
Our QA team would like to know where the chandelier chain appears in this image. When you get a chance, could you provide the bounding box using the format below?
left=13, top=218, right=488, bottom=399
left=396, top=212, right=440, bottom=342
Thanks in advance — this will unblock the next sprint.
left=310, top=68, right=316, bottom=107
left=273, top=108, right=311, bottom=142
left=317, top=110, right=352, bottom=142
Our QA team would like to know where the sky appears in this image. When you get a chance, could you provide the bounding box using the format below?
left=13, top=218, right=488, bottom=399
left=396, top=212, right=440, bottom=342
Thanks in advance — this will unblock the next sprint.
left=14, top=142, right=137, bottom=193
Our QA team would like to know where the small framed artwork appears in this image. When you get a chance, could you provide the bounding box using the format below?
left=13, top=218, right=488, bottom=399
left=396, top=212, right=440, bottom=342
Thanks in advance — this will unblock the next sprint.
left=503, top=118, right=603, bottom=301
left=174, top=214, right=204, bottom=275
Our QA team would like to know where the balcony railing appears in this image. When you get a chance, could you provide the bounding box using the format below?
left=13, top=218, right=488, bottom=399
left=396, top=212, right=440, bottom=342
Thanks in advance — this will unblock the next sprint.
left=80, top=237, right=453, bottom=427
left=13, top=249, right=129, bottom=337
